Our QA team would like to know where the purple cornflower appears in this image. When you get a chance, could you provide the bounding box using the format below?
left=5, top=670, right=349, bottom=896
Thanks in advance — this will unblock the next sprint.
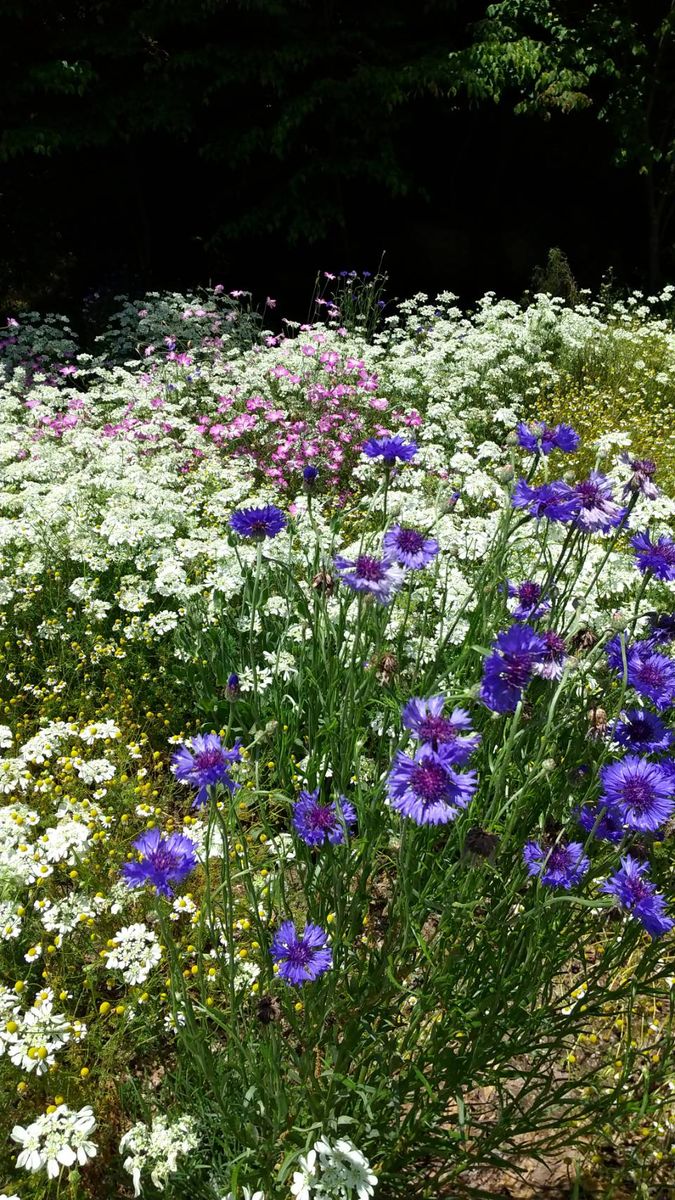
left=383, top=525, right=439, bottom=569
left=292, top=790, right=357, bottom=847
left=611, top=709, right=673, bottom=754
left=601, top=855, right=674, bottom=938
left=523, top=840, right=590, bottom=889
left=621, top=455, right=658, bottom=500
left=598, top=755, right=675, bottom=832
left=534, top=629, right=568, bottom=680
left=302, top=465, right=319, bottom=486
left=401, top=696, right=481, bottom=765
left=606, top=637, right=675, bottom=709
left=480, top=624, right=547, bottom=713
left=577, top=803, right=625, bottom=844
left=229, top=504, right=287, bottom=540
left=333, top=553, right=406, bottom=604
left=226, top=673, right=240, bottom=699
left=571, top=471, right=627, bottom=533
left=362, top=436, right=417, bottom=465
left=171, top=733, right=242, bottom=807
left=517, top=421, right=580, bottom=455
left=507, top=580, right=551, bottom=621
left=122, top=828, right=197, bottom=897
left=512, top=478, right=580, bottom=523
left=629, top=651, right=675, bottom=709
left=387, top=746, right=477, bottom=825
left=631, top=531, right=675, bottom=581
left=270, top=920, right=333, bottom=985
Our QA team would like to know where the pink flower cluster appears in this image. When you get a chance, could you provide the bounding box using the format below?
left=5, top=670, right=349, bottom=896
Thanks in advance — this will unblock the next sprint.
left=192, top=337, right=423, bottom=491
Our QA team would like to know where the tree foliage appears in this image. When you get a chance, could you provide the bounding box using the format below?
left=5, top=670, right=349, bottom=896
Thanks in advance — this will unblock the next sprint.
left=1, top=0, right=466, bottom=243
left=447, top=1, right=675, bottom=281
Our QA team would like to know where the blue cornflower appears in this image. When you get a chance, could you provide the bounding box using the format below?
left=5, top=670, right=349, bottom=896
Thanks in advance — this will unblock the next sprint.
left=292, top=790, right=357, bottom=847
left=226, top=673, right=240, bottom=698
left=611, top=709, right=673, bottom=754
left=303, top=465, right=319, bottom=487
left=631, top=531, right=675, bottom=580
left=171, top=733, right=242, bottom=807
left=629, top=650, right=675, bottom=709
left=122, top=828, right=197, bottom=897
left=534, top=629, right=568, bottom=680
left=387, top=746, right=477, bottom=825
left=571, top=471, right=627, bottom=532
left=621, top=455, right=659, bottom=500
left=647, top=612, right=675, bottom=646
left=599, top=755, right=675, bottom=832
left=605, top=633, right=636, bottom=673
left=576, top=803, right=625, bottom=844
left=362, top=436, right=417, bottom=465
left=601, top=855, right=674, bottom=938
left=506, top=580, right=551, bottom=621
left=270, top=920, right=333, bottom=985
left=401, top=696, right=481, bottom=765
left=229, top=504, right=287, bottom=540
left=480, top=624, right=547, bottom=713
left=517, top=421, right=580, bottom=455
left=333, top=553, right=405, bottom=604
left=512, top=478, right=580, bottom=523
left=523, top=840, right=590, bottom=889
left=383, top=525, right=439, bottom=569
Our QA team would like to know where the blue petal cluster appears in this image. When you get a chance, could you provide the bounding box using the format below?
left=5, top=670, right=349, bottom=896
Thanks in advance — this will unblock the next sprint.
left=387, top=746, right=477, bottom=825
left=601, top=856, right=674, bottom=938
left=171, top=733, right=242, bottom=807
left=523, top=840, right=590, bottom=889
left=631, top=530, right=675, bottom=580
left=598, top=756, right=675, bottom=833
left=517, top=421, right=579, bottom=455
left=229, top=504, right=287, bottom=540
left=333, top=553, right=406, bottom=604
left=401, top=696, right=481, bottom=765
left=122, top=828, right=197, bottom=897
left=292, top=790, right=357, bottom=847
left=512, top=478, right=580, bottom=523
left=383, top=525, right=439, bottom=569
left=270, top=921, right=333, bottom=985
left=480, top=624, right=547, bottom=713
left=362, top=436, right=417, bottom=465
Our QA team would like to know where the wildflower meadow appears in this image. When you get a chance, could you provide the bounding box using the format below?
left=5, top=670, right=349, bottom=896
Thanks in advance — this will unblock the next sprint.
left=1, top=278, right=675, bottom=1200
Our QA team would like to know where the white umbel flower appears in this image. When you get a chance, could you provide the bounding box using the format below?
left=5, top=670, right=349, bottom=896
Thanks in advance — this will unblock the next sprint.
left=12, top=1104, right=97, bottom=1178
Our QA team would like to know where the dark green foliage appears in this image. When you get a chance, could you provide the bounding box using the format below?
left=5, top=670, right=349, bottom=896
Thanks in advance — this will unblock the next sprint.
left=446, top=1, right=675, bottom=284
left=1, top=0, right=464, bottom=243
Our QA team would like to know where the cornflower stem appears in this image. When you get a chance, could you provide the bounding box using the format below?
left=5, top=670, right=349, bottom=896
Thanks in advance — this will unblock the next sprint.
left=247, top=542, right=264, bottom=698
left=487, top=701, right=523, bottom=819
left=561, top=495, right=639, bottom=633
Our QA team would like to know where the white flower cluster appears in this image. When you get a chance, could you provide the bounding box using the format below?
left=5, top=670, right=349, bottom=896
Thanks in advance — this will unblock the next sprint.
left=11, top=1103, right=97, bottom=1177
left=0, top=987, right=84, bottom=1075
left=291, top=1137, right=377, bottom=1200
left=104, top=922, right=162, bottom=984
left=119, top=1113, right=200, bottom=1196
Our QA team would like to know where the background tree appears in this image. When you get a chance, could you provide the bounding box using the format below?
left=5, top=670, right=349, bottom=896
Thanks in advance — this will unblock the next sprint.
left=447, top=0, right=675, bottom=286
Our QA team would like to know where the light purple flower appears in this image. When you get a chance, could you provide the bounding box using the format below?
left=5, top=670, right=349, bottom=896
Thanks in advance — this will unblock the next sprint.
left=383, top=525, right=438, bottom=569
left=334, top=553, right=405, bottom=604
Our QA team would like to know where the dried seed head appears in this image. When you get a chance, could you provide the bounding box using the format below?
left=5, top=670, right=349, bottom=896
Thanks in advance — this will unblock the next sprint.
left=256, top=995, right=281, bottom=1025
left=464, top=826, right=500, bottom=859
left=587, top=706, right=608, bottom=736
left=570, top=627, right=598, bottom=652
left=375, top=651, right=399, bottom=684
left=312, top=570, right=334, bottom=595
